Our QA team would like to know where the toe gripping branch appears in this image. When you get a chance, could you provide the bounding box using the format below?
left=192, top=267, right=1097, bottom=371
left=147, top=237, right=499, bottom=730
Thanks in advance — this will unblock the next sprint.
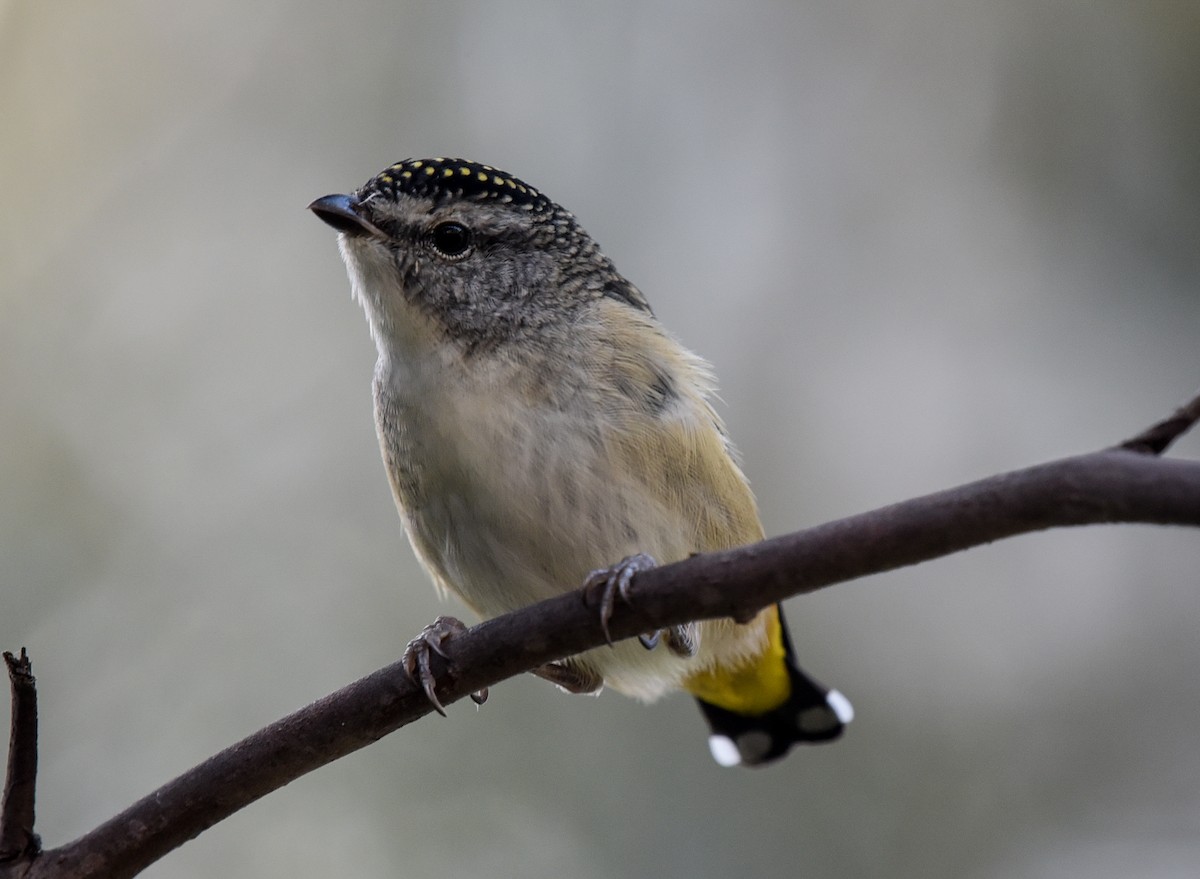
left=406, top=551, right=698, bottom=715
left=583, top=553, right=658, bottom=646
left=582, top=554, right=697, bottom=658
left=402, top=617, right=488, bottom=716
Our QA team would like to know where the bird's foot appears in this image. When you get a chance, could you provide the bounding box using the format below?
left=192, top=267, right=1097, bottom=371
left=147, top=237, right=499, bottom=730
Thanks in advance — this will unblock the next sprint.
left=402, top=615, right=488, bottom=716
left=664, top=622, right=699, bottom=657
left=531, top=660, right=604, bottom=694
left=637, top=622, right=698, bottom=657
left=582, top=552, right=668, bottom=647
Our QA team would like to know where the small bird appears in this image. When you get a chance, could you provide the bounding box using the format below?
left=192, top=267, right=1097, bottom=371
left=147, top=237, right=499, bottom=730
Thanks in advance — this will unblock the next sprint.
left=309, top=158, right=852, bottom=767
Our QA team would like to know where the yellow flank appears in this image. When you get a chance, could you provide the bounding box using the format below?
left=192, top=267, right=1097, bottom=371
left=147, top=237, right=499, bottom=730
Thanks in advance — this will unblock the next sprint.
left=592, top=299, right=790, bottom=714
left=683, top=607, right=791, bottom=715
left=604, top=348, right=762, bottom=553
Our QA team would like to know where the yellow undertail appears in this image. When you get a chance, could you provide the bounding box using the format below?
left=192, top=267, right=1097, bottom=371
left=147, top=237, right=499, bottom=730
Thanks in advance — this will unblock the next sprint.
left=682, top=607, right=791, bottom=715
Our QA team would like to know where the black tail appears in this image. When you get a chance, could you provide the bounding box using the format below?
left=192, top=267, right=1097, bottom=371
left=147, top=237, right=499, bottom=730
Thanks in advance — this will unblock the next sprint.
left=696, top=605, right=852, bottom=767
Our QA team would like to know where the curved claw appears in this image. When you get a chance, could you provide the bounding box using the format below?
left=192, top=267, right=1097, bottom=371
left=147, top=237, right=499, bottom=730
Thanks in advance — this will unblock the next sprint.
left=638, top=622, right=698, bottom=656
left=582, top=553, right=658, bottom=646
left=401, top=615, right=487, bottom=715
left=409, top=637, right=447, bottom=716
left=638, top=631, right=661, bottom=650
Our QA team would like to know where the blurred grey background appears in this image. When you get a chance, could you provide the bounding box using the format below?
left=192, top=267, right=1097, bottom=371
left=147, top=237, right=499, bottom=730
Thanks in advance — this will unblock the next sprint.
left=2, top=2, right=1199, bottom=877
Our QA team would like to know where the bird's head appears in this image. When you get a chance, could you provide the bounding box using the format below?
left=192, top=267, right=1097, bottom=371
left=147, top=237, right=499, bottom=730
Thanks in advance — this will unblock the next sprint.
left=309, top=158, right=649, bottom=355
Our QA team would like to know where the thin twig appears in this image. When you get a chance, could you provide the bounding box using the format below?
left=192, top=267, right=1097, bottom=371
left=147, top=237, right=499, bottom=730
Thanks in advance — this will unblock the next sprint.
left=1, top=649, right=40, bottom=864
left=1118, top=390, right=1200, bottom=455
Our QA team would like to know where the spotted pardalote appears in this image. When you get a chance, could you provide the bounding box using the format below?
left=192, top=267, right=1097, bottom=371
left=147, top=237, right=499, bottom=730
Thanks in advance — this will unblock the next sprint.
left=309, top=157, right=852, bottom=766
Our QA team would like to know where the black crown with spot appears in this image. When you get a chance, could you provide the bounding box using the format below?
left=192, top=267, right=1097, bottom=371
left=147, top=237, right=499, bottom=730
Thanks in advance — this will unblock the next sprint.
left=359, top=158, right=553, bottom=211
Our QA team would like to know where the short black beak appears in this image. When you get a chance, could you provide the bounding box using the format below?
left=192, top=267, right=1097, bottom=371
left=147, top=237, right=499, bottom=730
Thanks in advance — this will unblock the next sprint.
left=308, top=193, right=377, bottom=236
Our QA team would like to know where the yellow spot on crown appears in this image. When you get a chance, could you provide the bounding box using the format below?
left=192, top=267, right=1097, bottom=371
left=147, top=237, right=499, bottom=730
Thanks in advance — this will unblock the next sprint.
left=411, top=160, right=424, bottom=168
left=424, top=166, right=435, bottom=175
left=492, top=175, right=504, bottom=186
left=477, top=172, right=489, bottom=182
left=442, top=168, right=454, bottom=177
left=401, top=170, right=412, bottom=178
left=460, top=166, right=471, bottom=176
left=379, top=175, right=393, bottom=184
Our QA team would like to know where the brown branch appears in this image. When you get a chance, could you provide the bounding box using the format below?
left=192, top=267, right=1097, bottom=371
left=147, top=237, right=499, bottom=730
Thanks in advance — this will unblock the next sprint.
left=1, top=649, right=40, bottom=865
left=1117, top=388, right=1200, bottom=455
left=4, top=391, right=1200, bottom=879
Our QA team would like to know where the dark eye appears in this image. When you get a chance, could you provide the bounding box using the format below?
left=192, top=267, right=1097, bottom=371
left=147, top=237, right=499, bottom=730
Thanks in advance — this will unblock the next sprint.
left=429, top=222, right=473, bottom=259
